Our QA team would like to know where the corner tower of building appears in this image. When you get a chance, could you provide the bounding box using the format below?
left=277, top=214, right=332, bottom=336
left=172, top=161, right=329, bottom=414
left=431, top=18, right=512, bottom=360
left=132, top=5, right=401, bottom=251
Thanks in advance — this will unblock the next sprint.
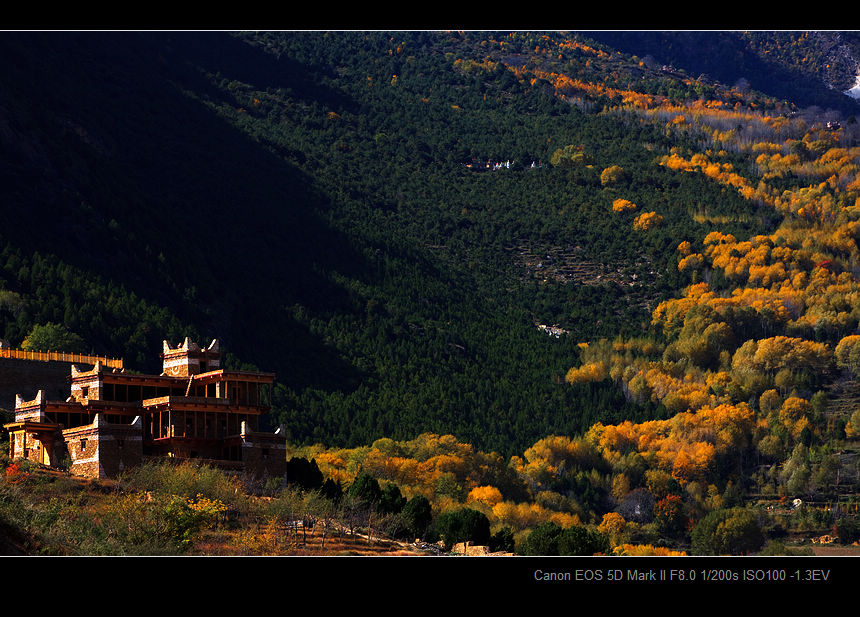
left=161, top=337, right=221, bottom=377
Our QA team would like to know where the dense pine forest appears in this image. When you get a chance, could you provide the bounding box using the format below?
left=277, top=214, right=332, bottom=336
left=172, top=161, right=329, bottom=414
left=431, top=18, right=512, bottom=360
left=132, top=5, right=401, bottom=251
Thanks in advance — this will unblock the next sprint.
left=3, top=30, right=860, bottom=556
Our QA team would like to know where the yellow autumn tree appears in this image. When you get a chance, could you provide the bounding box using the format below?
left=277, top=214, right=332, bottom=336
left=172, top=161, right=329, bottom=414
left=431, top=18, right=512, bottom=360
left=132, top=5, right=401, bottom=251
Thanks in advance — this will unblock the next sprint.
left=778, top=396, right=813, bottom=441
left=633, top=211, right=664, bottom=230
left=612, top=198, right=637, bottom=212
left=491, top=500, right=581, bottom=531
left=678, top=252, right=704, bottom=272
left=467, top=485, right=504, bottom=506
left=565, top=361, right=608, bottom=384
left=597, top=511, right=631, bottom=547
left=613, top=544, right=687, bottom=556
left=601, top=165, right=628, bottom=186
left=835, top=334, right=860, bottom=375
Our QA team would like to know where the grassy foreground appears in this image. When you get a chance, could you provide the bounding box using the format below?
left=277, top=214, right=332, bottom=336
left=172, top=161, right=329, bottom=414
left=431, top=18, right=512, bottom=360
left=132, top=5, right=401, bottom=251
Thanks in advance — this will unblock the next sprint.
left=0, top=456, right=431, bottom=556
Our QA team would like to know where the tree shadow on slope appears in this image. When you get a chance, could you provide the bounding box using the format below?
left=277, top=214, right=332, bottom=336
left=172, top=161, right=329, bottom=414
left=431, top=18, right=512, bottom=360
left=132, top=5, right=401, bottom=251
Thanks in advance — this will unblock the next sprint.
left=0, top=32, right=369, bottom=390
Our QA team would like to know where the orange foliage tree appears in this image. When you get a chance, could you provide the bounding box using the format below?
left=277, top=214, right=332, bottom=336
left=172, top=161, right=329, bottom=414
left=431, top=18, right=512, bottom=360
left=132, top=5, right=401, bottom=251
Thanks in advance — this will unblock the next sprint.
left=612, top=198, right=637, bottom=212
left=633, top=211, right=664, bottom=230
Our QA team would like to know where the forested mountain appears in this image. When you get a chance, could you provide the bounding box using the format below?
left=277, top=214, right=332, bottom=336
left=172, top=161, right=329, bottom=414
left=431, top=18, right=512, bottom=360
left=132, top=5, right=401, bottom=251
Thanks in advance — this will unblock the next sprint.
left=0, top=31, right=685, bottom=452
left=3, top=30, right=860, bottom=555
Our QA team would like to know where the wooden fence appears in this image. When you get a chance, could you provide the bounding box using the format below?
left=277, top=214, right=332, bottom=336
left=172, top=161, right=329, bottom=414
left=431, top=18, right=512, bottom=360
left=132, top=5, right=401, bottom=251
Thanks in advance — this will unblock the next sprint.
left=0, top=348, right=123, bottom=369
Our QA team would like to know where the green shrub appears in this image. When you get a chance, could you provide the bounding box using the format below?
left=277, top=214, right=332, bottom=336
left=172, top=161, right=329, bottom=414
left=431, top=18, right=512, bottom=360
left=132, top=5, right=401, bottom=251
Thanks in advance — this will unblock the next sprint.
left=119, top=461, right=243, bottom=507
left=433, top=507, right=491, bottom=550
left=518, top=522, right=610, bottom=556
left=691, top=508, right=765, bottom=556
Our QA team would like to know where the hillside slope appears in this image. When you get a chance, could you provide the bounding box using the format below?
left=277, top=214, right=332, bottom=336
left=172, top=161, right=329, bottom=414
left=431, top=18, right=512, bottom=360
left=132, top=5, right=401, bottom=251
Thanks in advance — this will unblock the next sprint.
left=2, top=30, right=859, bottom=457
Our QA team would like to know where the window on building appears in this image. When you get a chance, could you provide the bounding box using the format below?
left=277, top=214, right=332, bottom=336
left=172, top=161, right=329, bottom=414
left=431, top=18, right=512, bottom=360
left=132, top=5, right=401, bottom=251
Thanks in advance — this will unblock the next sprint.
left=80, top=439, right=87, bottom=452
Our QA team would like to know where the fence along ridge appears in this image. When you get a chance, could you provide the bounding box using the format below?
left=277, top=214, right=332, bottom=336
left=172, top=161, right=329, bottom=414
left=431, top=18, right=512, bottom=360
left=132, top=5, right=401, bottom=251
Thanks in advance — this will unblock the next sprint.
left=0, top=347, right=123, bottom=369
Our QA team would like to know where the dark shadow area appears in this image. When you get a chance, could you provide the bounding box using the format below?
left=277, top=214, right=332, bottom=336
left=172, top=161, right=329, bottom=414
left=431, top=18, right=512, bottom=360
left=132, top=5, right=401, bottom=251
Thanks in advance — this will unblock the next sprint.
left=153, top=31, right=359, bottom=115
left=0, top=31, right=368, bottom=389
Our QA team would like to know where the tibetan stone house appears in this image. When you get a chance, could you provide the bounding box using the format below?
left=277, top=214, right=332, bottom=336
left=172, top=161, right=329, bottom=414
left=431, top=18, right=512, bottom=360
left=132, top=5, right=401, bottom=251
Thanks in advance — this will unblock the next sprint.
left=3, top=337, right=286, bottom=479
